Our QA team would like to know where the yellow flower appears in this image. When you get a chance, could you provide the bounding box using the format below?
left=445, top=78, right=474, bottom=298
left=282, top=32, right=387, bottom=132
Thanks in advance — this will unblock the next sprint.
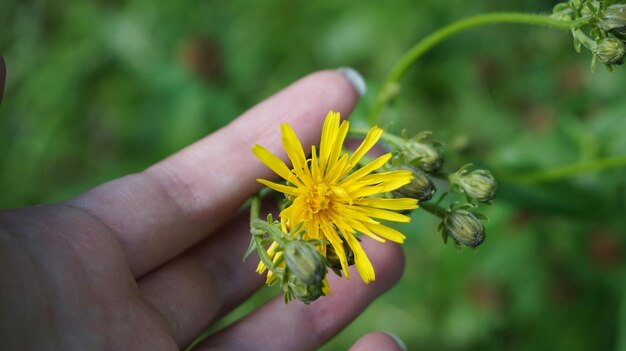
left=252, top=111, right=418, bottom=283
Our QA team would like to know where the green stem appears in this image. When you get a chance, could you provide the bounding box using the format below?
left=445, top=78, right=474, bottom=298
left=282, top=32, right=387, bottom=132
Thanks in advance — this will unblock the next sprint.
left=368, top=12, right=588, bottom=125
left=249, top=194, right=280, bottom=274
left=502, top=155, right=626, bottom=184
left=420, top=202, right=448, bottom=219
left=349, top=128, right=405, bottom=148
left=250, top=193, right=261, bottom=222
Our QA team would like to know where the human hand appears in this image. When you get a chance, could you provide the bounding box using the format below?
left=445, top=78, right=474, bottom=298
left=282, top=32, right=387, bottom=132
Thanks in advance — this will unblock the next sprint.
left=0, top=64, right=406, bottom=350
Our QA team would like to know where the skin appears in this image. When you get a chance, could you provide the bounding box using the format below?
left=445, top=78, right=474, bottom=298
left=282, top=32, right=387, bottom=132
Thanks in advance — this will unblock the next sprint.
left=0, top=60, right=406, bottom=351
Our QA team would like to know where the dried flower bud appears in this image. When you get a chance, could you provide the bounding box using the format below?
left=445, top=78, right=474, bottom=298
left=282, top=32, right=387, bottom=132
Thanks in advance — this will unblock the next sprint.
left=442, top=209, right=485, bottom=248
left=451, top=168, right=497, bottom=203
left=284, top=274, right=324, bottom=304
left=595, top=37, right=626, bottom=65
left=284, top=240, right=327, bottom=284
left=393, top=166, right=437, bottom=202
left=401, top=139, right=443, bottom=173
left=326, top=240, right=355, bottom=275
left=601, top=4, right=626, bottom=38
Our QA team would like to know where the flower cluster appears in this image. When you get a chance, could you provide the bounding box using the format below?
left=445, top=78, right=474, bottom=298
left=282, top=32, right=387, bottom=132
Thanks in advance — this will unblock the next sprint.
left=553, top=0, right=626, bottom=71
left=249, top=111, right=418, bottom=303
left=248, top=111, right=498, bottom=303
left=383, top=132, right=496, bottom=249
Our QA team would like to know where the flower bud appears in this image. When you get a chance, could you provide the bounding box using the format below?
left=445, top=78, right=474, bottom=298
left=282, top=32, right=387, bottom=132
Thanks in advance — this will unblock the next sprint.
left=284, top=240, right=327, bottom=284
left=393, top=166, right=437, bottom=202
left=401, top=139, right=443, bottom=173
left=452, top=168, right=497, bottom=203
left=580, top=1, right=600, bottom=18
left=595, top=37, right=626, bottom=65
left=601, top=4, right=626, bottom=38
left=285, top=274, right=324, bottom=304
left=326, top=241, right=355, bottom=275
left=443, top=209, right=485, bottom=248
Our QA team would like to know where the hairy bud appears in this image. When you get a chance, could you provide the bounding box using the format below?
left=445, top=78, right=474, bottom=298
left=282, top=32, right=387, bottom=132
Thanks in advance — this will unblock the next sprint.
left=284, top=240, right=327, bottom=284
left=451, top=167, right=497, bottom=203
left=401, top=139, right=443, bottom=173
left=596, top=37, right=626, bottom=65
left=393, top=166, right=437, bottom=202
left=442, top=209, right=485, bottom=248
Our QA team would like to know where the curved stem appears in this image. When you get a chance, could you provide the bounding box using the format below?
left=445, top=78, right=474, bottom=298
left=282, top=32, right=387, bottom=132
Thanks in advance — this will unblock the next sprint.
left=368, top=12, right=588, bottom=125
left=349, top=127, right=405, bottom=148
left=501, top=155, right=626, bottom=184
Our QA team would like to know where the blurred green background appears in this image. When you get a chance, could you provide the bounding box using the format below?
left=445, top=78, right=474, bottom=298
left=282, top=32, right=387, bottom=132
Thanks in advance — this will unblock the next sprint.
left=2, top=0, right=625, bottom=350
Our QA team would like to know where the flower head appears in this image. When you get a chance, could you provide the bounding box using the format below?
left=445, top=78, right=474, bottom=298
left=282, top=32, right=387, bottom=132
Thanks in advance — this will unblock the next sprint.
left=253, top=111, right=418, bottom=284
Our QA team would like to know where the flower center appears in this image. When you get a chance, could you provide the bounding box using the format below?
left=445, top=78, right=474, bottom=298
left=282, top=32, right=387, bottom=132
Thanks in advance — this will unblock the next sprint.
left=308, top=183, right=333, bottom=214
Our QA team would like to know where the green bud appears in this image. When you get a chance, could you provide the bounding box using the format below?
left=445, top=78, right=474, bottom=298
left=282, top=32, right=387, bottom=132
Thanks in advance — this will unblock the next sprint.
left=580, top=1, right=601, bottom=18
left=451, top=168, right=497, bottom=203
left=284, top=274, right=324, bottom=304
left=595, top=37, right=626, bottom=65
left=601, top=4, right=626, bottom=38
left=393, top=166, right=437, bottom=202
left=443, top=209, right=485, bottom=248
left=326, top=241, right=355, bottom=275
left=400, top=138, right=443, bottom=173
left=284, top=240, right=327, bottom=284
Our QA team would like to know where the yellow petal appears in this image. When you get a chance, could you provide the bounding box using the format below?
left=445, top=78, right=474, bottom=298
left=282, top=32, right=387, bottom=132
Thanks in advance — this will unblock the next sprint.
left=252, top=145, right=303, bottom=187
left=319, top=111, right=340, bottom=174
left=342, top=216, right=386, bottom=242
left=257, top=179, right=299, bottom=196
left=327, top=119, right=349, bottom=171
left=344, top=233, right=375, bottom=283
left=350, top=186, right=389, bottom=198
left=310, top=145, right=320, bottom=182
left=354, top=197, right=418, bottom=211
left=344, top=126, right=383, bottom=173
left=377, top=177, right=412, bottom=193
left=281, top=124, right=312, bottom=186
left=356, top=207, right=412, bottom=223
left=322, top=277, right=331, bottom=295
left=256, top=241, right=279, bottom=274
left=341, top=153, right=392, bottom=185
left=342, top=206, right=380, bottom=225
left=321, top=224, right=350, bottom=279
left=357, top=170, right=413, bottom=186
left=365, top=222, right=406, bottom=243
left=324, top=153, right=349, bottom=184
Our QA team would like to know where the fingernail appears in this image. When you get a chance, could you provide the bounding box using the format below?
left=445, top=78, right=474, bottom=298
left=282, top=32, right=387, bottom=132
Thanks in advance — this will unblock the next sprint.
left=382, top=331, right=407, bottom=351
left=336, top=67, right=366, bottom=96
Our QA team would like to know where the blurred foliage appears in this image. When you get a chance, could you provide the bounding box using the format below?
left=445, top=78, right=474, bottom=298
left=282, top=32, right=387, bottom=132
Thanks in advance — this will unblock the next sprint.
left=1, top=0, right=625, bottom=350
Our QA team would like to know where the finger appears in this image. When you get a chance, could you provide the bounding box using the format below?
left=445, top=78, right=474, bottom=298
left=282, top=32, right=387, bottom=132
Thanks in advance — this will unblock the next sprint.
left=0, top=56, right=6, bottom=107
left=66, top=70, right=361, bottom=276
left=137, top=199, right=277, bottom=348
left=349, top=332, right=407, bottom=351
left=196, top=237, right=405, bottom=351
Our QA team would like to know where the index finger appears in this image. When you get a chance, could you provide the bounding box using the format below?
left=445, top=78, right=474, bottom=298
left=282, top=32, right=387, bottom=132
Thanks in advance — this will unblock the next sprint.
left=67, top=70, right=362, bottom=276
